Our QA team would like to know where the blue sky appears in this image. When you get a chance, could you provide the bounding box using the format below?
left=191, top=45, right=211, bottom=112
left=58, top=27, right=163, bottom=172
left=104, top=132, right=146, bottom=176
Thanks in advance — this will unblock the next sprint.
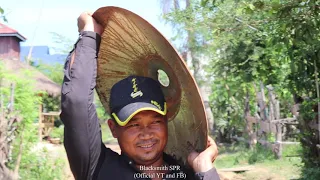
left=1, top=0, right=174, bottom=51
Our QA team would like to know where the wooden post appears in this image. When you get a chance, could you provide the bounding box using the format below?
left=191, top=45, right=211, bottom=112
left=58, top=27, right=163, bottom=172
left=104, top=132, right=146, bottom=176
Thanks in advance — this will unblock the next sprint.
left=260, top=81, right=267, bottom=121
left=275, top=99, right=282, bottom=159
left=9, top=84, right=14, bottom=112
left=267, top=85, right=282, bottom=159
left=314, top=60, right=320, bottom=145
left=268, top=94, right=274, bottom=133
left=200, top=85, right=215, bottom=135
left=38, top=104, right=42, bottom=142
left=255, top=82, right=268, bottom=140
left=0, top=78, right=4, bottom=161
left=244, top=90, right=257, bottom=149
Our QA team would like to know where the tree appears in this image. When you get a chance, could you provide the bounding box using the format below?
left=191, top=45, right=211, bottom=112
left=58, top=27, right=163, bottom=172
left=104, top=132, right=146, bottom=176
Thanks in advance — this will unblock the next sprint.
left=0, top=6, right=8, bottom=22
left=0, top=61, right=49, bottom=179
left=50, top=32, right=74, bottom=55
left=32, top=33, right=110, bottom=122
left=160, top=0, right=215, bottom=135
left=164, top=0, right=320, bottom=176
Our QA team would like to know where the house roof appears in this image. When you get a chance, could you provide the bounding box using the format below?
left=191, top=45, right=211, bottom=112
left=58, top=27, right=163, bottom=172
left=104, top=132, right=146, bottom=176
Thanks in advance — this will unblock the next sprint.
left=1, top=58, right=61, bottom=97
left=0, top=23, right=27, bottom=42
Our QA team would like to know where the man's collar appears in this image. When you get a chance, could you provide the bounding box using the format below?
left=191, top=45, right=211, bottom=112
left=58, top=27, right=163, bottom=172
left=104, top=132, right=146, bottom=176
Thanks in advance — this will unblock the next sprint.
left=119, top=151, right=180, bottom=166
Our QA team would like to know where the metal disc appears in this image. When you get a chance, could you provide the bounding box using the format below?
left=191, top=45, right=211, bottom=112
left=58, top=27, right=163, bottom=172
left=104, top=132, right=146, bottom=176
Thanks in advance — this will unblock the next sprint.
left=93, top=6, right=208, bottom=167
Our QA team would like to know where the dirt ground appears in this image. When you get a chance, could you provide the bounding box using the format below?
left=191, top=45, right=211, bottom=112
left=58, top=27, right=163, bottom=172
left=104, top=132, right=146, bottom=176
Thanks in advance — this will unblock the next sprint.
left=42, top=142, right=295, bottom=180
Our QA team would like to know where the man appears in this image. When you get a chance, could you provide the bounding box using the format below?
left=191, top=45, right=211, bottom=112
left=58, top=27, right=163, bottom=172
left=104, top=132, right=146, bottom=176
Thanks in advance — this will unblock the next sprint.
left=60, top=11, right=220, bottom=180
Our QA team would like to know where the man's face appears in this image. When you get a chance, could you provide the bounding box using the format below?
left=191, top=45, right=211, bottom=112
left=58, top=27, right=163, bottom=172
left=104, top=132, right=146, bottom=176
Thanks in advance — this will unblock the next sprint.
left=108, top=110, right=168, bottom=166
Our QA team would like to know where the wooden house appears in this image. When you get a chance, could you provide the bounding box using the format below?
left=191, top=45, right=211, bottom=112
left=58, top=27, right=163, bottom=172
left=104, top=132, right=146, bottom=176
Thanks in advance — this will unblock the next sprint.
left=0, top=22, right=26, bottom=60
left=0, top=22, right=61, bottom=141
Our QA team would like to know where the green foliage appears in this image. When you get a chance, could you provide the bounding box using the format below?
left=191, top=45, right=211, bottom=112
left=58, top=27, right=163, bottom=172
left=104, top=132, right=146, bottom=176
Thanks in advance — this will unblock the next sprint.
left=216, top=142, right=275, bottom=165
left=0, top=6, right=8, bottom=22
left=95, top=90, right=110, bottom=123
left=297, top=98, right=320, bottom=168
left=282, top=143, right=302, bottom=157
left=299, top=167, right=320, bottom=180
left=0, top=62, right=41, bottom=137
left=50, top=125, right=64, bottom=141
left=161, top=0, right=320, bottom=171
left=31, top=35, right=110, bottom=123
left=101, top=123, right=117, bottom=144
left=31, top=54, right=109, bottom=125
left=32, top=60, right=62, bottom=128
left=33, top=60, right=64, bottom=85
left=266, top=133, right=276, bottom=143
left=50, top=32, right=74, bottom=54
left=42, top=93, right=60, bottom=112
left=158, top=70, right=170, bottom=87
left=0, top=61, right=66, bottom=179
left=14, top=147, right=65, bottom=180
left=200, top=0, right=226, bottom=8
left=247, top=143, right=275, bottom=164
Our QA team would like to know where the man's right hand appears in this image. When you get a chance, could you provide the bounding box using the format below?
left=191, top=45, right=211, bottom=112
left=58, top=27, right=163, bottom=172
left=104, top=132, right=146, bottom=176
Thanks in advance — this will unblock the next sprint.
left=77, top=11, right=103, bottom=35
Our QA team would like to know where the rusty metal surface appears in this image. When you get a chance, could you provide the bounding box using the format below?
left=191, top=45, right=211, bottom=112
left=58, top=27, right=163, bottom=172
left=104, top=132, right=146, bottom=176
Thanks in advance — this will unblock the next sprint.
left=93, top=6, right=208, bottom=166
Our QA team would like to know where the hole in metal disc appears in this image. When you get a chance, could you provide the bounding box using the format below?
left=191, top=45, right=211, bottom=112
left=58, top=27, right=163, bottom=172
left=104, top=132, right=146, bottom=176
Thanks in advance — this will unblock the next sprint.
left=157, top=69, right=170, bottom=87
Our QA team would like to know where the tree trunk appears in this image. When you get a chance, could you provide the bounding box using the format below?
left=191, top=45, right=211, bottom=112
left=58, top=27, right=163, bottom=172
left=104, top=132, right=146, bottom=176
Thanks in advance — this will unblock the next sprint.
left=0, top=82, right=18, bottom=180
left=314, top=60, right=320, bottom=148
left=258, top=81, right=268, bottom=122
left=275, top=102, right=282, bottom=159
left=160, top=0, right=215, bottom=135
left=268, top=85, right=282, bottom=159
left=199, top=85, right=214, bottom=135
left=0, top=163, right=14, bottom=180
left=13, top=132, right=23, bottom=178
left=189, top=50, right=215, bottom=135
left=244, top=90, right=257, bottom=149
left=254, top=82, right=267, bottom=138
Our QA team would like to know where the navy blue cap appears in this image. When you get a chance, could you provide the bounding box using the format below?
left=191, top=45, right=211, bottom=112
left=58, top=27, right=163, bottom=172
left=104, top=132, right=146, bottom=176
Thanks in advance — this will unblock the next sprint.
left=109, top=75, right=167, bottom=126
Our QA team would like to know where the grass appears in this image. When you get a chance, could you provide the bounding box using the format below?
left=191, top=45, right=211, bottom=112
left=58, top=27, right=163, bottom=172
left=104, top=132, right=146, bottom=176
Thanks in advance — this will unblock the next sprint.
left=101, top=123, right=118, bottom=144
left=214, top=142, right=303, bottom=180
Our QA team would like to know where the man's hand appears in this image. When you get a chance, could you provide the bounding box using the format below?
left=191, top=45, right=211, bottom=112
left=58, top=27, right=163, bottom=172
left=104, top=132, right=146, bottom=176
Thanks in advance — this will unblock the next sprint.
left=77, top=11, right=103, bottom=35
left=187, top=136, right=218, bottom=173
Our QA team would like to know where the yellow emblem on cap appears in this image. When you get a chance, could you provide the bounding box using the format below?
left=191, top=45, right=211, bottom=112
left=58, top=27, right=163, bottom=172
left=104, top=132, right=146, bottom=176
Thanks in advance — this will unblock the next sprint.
left=151, top=100, right=162, bottom=110
left=131, top=78, right=143, bottom=98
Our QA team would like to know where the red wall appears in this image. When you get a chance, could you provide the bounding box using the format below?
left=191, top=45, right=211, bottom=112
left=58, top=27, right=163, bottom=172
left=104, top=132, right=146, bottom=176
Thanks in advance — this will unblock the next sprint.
left=0, top=36, right=20, bottom=59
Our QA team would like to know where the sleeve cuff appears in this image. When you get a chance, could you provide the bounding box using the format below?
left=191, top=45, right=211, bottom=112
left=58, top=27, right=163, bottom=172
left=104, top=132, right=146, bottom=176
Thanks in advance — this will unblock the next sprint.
left=195, top=167, right=220, bottom=180
left=77, top=31, right=101, bottom=53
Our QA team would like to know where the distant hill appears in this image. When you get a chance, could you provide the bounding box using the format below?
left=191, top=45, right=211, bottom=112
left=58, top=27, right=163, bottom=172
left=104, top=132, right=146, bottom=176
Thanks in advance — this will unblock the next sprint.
left=20, top=46, right=67, bottom=65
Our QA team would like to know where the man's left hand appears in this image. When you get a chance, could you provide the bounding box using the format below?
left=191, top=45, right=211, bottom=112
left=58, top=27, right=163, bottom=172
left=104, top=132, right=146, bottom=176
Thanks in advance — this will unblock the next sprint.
left=187, top=136, right=218, bottom=173
left=77, top=11, right=104, bottom=35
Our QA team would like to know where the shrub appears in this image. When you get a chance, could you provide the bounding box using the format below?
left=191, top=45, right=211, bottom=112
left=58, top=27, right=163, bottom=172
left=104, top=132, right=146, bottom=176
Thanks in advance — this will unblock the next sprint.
left=248, top=143, right=275, bottom=164
left=50, top=125, right=64, bottom=142
left=16, top=147, right=65, bottom=180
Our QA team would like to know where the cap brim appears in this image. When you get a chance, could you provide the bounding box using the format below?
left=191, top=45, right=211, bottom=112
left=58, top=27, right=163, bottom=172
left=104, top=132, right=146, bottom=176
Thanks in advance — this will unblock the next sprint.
left=112, top=102, right=167, bottom=126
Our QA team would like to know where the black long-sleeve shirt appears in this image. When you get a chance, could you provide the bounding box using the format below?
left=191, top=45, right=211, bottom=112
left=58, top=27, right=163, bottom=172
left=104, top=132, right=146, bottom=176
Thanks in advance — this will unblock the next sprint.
left=60, top=31, right=221, bottom=180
